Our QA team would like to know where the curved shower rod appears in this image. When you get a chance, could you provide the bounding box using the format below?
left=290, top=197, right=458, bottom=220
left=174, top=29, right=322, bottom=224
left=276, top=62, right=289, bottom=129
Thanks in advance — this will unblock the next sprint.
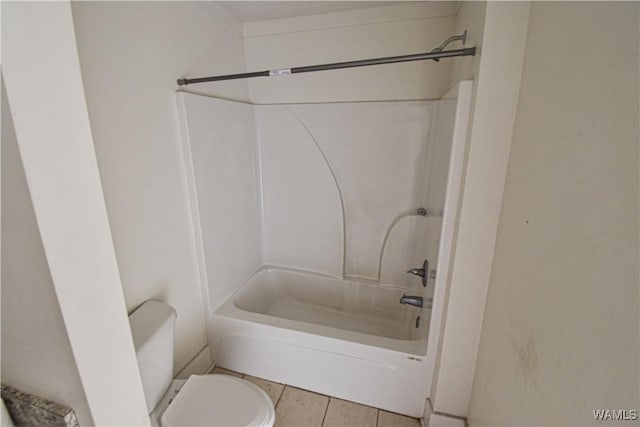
left=177, top=31, right=475, bottom=86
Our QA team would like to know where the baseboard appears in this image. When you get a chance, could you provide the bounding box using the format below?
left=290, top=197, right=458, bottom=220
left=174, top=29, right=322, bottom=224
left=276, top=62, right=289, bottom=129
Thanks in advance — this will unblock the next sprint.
left=175, top=345, right=213, bottom=379
left=424, top=398, right=466, bottom=427
left=428, top=413, right=466, bottom=427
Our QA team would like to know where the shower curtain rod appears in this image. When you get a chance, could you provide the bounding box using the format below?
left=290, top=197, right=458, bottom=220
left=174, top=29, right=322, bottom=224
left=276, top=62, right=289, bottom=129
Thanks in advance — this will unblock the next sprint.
left=177, top=31, right=475, bottom=86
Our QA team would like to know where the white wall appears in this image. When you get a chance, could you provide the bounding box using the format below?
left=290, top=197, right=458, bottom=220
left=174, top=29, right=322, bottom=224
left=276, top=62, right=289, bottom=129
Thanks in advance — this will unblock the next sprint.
left=244, top=3, right=457, bottom=104
left=71, top=1, right=248, bottom=372
left=430, top=1, right=531, bottom=417
left=2, top=2, right=149, bottom=424
left=468, top=3, right=639, bottom=425
left=1, top=82, right=93, bottom=427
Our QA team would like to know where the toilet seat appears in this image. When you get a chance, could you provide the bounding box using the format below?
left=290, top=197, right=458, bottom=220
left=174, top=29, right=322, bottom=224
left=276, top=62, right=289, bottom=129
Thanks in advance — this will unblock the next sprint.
left=161, top=374, right=275, bottom=427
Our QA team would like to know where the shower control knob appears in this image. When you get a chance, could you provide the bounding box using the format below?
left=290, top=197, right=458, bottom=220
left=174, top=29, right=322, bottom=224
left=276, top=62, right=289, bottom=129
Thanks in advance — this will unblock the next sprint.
left=406, top=268, right=425, bottom=277
left=406, top=259, right=429, bottom=287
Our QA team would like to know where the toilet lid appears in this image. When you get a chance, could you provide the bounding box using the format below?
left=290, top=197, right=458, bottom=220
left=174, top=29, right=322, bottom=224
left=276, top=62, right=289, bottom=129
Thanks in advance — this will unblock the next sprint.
left=161, top=375, right=275, bottom=427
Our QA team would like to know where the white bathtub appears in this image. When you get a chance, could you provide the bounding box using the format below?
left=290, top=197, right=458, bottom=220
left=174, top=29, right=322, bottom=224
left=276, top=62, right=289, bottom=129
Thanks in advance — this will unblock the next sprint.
left=208, top=267, right=433, bottom=417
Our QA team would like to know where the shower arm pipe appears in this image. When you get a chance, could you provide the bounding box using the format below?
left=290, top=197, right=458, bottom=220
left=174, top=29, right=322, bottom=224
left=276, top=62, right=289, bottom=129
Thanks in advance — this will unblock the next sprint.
left=429, top=31, right=469, bottom=61
left=177, top=32, right=475, bottom=86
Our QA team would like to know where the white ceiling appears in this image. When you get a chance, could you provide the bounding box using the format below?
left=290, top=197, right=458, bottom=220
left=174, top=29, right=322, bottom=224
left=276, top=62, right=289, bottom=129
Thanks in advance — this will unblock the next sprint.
left=215, top=1, right=420, bottom=23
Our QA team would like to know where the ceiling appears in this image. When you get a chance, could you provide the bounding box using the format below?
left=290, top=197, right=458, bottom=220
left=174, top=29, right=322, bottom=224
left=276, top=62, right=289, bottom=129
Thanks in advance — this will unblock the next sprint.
left=215, top=1, right=420, bottom=23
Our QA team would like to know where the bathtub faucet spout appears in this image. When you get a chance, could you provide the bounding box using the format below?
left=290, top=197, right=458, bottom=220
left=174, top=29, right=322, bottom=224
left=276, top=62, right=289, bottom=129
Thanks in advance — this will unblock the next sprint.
left=399, top=295, right=424, bottom=308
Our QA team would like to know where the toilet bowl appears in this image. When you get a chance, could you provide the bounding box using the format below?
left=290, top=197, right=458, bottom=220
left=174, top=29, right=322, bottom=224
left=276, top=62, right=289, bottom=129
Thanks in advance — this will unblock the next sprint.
left=129, top=300, right=275, bottom=427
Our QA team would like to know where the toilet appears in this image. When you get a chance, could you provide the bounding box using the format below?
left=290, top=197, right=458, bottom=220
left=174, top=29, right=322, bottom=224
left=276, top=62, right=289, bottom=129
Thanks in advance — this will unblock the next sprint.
left=129, top=300, right=275, bottom=427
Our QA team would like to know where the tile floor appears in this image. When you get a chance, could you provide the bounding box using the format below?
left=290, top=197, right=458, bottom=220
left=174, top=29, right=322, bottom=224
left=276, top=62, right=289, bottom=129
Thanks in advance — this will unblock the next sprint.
left=210, top=366, right=421, bottom=427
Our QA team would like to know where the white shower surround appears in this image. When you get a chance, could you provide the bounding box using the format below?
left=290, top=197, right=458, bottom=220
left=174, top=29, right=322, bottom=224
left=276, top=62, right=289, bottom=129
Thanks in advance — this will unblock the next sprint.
left=176, top=81, right=472, bottom=417
left=257, top=101, right=443, bottom=282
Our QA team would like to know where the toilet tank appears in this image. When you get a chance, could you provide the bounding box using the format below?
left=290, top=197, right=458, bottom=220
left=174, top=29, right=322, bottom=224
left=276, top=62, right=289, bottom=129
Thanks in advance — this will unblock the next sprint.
left=129, top=301, right=177, bottom=412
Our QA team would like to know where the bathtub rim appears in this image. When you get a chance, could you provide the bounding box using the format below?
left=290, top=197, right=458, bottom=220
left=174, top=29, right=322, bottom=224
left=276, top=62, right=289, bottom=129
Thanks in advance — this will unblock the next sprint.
left=242, top=263, right=434, bottom=293
left=214, top=264, right=429, bottom=356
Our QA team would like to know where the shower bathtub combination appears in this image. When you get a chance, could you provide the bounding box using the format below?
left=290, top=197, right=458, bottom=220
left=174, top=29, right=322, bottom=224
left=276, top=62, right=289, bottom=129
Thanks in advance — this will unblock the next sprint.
left=177, top=81, right=472, bottom=417
left=211, top=267, right=429, bottom=416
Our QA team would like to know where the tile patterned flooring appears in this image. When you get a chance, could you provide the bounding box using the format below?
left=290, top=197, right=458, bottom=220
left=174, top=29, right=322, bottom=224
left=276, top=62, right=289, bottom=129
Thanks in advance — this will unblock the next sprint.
left=210, top=366, right=421, bottom=427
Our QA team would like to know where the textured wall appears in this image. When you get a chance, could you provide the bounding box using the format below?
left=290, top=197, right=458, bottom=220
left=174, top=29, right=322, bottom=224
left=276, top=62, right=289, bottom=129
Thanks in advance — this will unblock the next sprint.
left=468, top=3, right=639, bottom=425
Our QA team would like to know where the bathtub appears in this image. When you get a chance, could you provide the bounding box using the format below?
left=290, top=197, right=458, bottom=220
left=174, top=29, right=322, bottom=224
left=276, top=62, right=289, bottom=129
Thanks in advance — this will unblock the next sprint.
left=208, top=267, right=433, bottom=417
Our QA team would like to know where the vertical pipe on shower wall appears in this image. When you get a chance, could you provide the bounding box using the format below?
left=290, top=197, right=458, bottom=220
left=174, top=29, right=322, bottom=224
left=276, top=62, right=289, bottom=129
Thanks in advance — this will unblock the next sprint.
left=377, top=209, right=433, bottom=284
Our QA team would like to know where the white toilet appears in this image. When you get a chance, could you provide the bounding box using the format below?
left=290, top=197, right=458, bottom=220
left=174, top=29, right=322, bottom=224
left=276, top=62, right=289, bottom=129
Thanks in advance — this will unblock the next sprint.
left=129, top=300, right=275, bottom=427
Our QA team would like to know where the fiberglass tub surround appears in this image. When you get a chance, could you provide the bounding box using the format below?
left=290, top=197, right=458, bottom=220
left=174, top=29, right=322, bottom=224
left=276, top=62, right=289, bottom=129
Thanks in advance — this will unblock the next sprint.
left=232, top=267, right=427, bottom=342
left=177, top=81, right=472, bottom=417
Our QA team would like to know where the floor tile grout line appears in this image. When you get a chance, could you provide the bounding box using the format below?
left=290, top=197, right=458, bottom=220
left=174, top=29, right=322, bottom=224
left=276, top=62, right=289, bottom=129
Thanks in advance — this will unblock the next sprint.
left=274, top=385, right=288, bottom=409
left=320, top=396, right=331, bottom=427
left=274, top=385, right=285, bottom=408
left=209, top=368, right=420, bottom=426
